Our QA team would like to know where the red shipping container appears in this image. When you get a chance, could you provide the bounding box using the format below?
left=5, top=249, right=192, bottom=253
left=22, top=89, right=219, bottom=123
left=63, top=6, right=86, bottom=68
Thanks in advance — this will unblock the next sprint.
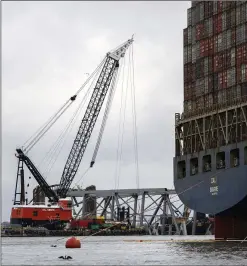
left=236, top=65, right=247, bottom=84
left=222, top=70, right=227, bottom=89
left=199, top=39, right=205, bottom=57
left=213, top=14, right=222, bottom=34
left=214, top=53, right=223, bottom=72
left=208, top=36, right=214, bottom=55
left=196, top=23, right=204, bottom=41
left=236, top=43, right=247, bottom=66
left=217, top=1, right=223, bottom=13
left=236, top=66, right=242, bottom=83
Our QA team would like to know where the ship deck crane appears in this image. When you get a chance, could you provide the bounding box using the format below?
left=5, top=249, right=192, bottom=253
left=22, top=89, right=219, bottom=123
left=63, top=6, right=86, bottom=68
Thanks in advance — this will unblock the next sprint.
left=14, top=37, right=134, bottom=205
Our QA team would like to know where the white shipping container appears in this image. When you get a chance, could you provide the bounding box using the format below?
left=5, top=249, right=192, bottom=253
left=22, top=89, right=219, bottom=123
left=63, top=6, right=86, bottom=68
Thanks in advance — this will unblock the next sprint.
left=205, top=93, right=213, bottom=108
left=204, top=76, right=209, bottom=94
left=191, top=7, right=196, bottom=26
left=218, top=90, right=227, bottom=104
left=196, top=96, right=205, bottom=110
left=222, top=31, right=227, bottom=51
left=222, top=12, right=227, bottom=32
left=184, top=100, right=195, bottom=113
left=226, top=29, right=232, bottom=50
left=204, top=57, right=209, bottom=76
left=217, top=33, right=223, bottom=53
left=236, top=24, right=247, bottom=45
left=192, top=26, right=196, bottom=44
left=195, top=78, right=204, bottom=97
left=195, top=5, right=200, bottom=24
left=213, top=1, right=218, bottom=14
left=196, top=42, right=200, bottom=60
left=241, top=64, right=247, bottom=82
left=241, top=3, right=247, bottom=24
left=227, top=67, right=236, bottom=87
left=187, top=8, right=192, bottom=26
left=192, top=44, right=196, bottom=63
left=237, top=85, right=241, bottom=99
left=218, top=72, right=223, bottom=90
left=231, top=9, right=236, bottom=28
left=199, top=2, right=204, bottom=22
left=188, top=26, right=192, bottom=44
left=236, top=1, right=245, bottom=7
left=188, top=45, right=192, bottom=63
left=231, top=47, right=236, bottom=67
left=184, top=46, right=188, bottom=64
left=236, top=6, right=241, bottom=25
left=208, top=17, right=213, bottom=37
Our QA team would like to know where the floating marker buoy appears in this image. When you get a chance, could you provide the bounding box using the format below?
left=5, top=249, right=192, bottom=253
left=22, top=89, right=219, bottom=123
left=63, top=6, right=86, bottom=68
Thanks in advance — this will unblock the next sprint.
left=65, top=237, right=81, bottom=249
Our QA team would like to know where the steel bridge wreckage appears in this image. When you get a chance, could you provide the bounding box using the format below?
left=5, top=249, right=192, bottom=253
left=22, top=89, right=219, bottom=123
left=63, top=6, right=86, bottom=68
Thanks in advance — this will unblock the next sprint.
left=11, top=36, right=211, bottom=235
left=68, top=187, right=212, bottom=235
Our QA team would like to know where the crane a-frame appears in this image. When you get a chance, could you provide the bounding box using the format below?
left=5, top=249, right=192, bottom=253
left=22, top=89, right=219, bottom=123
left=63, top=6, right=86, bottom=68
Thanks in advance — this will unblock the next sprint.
left=12, top=37, right=134, bottom=210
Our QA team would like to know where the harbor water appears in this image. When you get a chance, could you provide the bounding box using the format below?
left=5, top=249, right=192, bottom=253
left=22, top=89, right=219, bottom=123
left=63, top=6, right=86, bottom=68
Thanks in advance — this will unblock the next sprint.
left=2, top=235, right=247, bottom=265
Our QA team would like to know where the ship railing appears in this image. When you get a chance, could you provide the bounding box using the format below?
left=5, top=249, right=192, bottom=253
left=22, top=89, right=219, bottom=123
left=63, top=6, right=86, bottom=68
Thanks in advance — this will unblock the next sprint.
left=180, top=95, right=247, bottom=121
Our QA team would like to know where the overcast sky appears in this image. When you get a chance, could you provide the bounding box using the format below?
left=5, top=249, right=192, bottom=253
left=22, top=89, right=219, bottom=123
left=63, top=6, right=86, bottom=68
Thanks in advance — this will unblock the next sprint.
left=2, top=1, right=190, bottom=221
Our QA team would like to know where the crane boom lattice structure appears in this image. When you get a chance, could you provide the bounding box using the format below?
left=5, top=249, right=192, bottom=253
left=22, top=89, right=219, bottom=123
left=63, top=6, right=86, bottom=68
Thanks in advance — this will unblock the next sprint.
left=14, top=37, right=134, bottom=204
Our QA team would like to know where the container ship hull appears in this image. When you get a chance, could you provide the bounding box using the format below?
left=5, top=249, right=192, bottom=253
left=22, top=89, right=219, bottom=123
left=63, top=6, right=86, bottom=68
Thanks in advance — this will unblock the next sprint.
left=174, top=0, right=247, bottom=240
left=174, top=142, right=247, bottom=215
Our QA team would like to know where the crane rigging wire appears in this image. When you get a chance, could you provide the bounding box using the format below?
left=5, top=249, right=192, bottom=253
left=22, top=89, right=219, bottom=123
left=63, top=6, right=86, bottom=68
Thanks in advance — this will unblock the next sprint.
left=115, top=50, right=131, bottom=190
left=22, top=57, right=107, bottom=154
left=18, top=38, right=135, bottom=206
left=90, top=67, right=120, bottom=166
left=23, top=58, right=106, bottom=201
left=114, top=56, right=127, bottom=190
left=39, top=63, right=103, bottom=179
left=71, top=57, right=125, bottom=189
left=129, top=44, right=141, bottom=217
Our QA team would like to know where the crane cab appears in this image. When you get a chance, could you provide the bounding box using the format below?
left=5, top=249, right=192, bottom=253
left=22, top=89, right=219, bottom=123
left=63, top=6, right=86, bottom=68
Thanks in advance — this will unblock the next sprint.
left=10, top=200, right=72, bottom=230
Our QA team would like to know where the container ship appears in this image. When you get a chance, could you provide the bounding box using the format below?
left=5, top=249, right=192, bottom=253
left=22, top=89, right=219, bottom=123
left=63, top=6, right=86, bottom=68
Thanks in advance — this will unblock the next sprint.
left=174, top=1, right=247, bottom=240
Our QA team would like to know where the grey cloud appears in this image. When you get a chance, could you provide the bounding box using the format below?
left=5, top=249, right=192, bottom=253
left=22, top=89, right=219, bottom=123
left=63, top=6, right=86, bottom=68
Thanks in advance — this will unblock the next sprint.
left=2, top=1, right=190, bottom=221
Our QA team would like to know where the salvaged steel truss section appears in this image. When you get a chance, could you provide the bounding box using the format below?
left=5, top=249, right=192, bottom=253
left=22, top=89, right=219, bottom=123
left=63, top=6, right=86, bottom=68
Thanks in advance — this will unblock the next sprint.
left=67, top=188, right=190, bottom=235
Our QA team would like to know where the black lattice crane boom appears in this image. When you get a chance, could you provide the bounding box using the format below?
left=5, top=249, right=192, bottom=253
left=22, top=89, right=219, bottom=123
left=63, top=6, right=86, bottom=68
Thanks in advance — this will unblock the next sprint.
left=14, top=37, right=133, bottom=204
left=57, top=38, right=133, bottom=198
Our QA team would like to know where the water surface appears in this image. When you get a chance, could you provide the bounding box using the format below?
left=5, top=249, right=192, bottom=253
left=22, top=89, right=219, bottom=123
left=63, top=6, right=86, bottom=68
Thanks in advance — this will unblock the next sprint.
left=2, top=235, right=247, bottom=265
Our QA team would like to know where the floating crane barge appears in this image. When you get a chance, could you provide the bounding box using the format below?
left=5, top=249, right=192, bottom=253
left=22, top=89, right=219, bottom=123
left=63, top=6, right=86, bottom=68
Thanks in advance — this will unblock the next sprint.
left=11, top=38, right=134, bottom=229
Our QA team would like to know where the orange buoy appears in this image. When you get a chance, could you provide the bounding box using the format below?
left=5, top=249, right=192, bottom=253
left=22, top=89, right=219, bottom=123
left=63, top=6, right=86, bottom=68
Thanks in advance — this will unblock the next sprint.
left=65, top=237, right=81, bottom=249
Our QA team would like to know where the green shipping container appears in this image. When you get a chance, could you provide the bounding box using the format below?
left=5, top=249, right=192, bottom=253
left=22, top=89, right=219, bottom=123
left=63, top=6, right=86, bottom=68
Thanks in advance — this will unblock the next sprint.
left=90, top=224, right=100, bottom=230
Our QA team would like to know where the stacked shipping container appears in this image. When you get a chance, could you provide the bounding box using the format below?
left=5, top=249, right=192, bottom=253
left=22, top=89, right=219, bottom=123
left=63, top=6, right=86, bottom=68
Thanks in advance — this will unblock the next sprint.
left=183, top=1, right=247, bottom=116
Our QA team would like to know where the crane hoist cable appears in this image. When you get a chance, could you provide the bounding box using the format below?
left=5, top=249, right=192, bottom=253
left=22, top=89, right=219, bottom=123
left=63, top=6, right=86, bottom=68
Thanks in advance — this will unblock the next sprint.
left=22, top=57, right=107, bottom=154
left=115, top=49, right=131, bottom=190
left=90, top=62, right=120, bottom=167
left=25, top=62, right=103, bottom=200
left=114, top=56, right=126, bottom=190
left=38, top=63, right=102, bottom=178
